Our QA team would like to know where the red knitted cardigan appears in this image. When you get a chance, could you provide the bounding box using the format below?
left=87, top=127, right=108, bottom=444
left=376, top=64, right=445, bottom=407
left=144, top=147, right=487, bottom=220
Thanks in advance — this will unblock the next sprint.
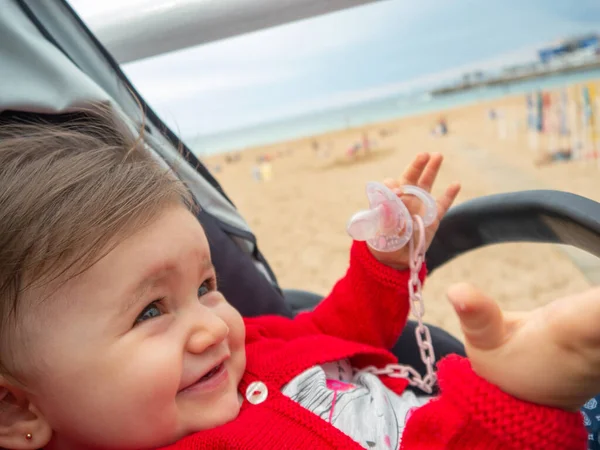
left=161, top=241, right=586, bottom=449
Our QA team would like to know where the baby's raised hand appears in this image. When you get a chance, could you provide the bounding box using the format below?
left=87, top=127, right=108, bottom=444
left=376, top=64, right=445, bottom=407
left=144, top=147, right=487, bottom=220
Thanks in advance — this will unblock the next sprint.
left=448, top=283, right=600, bottom=411
left=369, top=152, right=460, bottom=270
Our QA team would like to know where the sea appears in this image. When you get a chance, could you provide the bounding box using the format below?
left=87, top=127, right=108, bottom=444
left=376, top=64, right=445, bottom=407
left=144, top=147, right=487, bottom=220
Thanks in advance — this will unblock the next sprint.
left=188, top=67, right=600, bottom=156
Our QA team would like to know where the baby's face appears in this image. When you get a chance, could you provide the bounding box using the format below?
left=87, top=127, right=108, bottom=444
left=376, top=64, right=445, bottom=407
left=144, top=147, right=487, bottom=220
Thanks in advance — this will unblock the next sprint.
left=17, top=205, right=246, bottom=449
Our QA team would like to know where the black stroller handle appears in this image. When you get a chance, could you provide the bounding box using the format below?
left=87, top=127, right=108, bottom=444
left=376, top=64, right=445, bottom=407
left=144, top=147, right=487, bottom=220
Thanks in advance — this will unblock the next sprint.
left=427, top=190, right=600, bottom=274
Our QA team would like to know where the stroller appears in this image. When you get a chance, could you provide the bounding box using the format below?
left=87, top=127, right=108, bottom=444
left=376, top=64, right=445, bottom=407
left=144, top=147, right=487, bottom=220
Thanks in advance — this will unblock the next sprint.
left=2, top=0, right=600, bottom=446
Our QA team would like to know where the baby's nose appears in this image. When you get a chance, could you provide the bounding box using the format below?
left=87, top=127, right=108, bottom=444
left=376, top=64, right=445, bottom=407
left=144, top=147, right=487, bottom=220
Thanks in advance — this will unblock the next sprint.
left=186, top=311, right=230, bottom=355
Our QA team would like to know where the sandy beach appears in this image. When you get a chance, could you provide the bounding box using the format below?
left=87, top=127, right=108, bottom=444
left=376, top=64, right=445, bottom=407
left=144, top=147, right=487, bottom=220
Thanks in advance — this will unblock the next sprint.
left=206, top=88, right=600, bottom=340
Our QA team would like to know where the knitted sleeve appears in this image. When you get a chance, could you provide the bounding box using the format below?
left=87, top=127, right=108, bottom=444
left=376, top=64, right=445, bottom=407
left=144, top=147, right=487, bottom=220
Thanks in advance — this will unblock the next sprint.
left=401, top=355, right=587, bottom=450
left=288, top=240, right=425, bottom=349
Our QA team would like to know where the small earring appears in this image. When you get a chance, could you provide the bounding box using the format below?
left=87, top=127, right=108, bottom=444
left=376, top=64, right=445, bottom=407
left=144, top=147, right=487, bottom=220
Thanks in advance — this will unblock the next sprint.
left=25, top=433, right=32, bottom=440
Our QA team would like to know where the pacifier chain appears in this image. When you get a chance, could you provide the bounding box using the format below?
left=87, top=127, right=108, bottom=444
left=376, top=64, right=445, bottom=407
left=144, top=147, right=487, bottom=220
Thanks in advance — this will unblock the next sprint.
left=347, top=182, right=437, bottom=394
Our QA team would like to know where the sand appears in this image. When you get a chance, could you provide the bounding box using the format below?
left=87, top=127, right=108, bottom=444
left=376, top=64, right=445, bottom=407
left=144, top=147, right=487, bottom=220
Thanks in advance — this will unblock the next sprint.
left=205, top=89, right=600, bottom=340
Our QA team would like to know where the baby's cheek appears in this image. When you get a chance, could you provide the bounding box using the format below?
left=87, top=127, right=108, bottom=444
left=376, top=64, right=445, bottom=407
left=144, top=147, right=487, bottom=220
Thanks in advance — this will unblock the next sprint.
left=223, top=305, right=246, bottom=378
left=221, top=303, right=245, bottom=346
left=131, top=345, right=182, bottom=401
left=126, top=358, right=183, bottom=434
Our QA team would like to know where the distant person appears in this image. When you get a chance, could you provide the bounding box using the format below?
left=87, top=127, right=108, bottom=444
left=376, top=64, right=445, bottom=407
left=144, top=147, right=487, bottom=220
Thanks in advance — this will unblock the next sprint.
left=438, top=117, right=448, bottom=135
left=361, top=132, right=371, bottom=153
left=311, top=139, right=320, bottom=153
left=430, top=117, right=448, bottom=137
left=259, top=161, right=273, bottom=182
left=251, top=165, right=261, bottom=181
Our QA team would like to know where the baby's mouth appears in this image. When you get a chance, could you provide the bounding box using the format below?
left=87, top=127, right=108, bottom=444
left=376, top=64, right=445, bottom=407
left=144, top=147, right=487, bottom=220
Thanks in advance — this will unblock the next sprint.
left=180, top=360, right=228, bottom=393
left=199, top=363, right=223, bottom=382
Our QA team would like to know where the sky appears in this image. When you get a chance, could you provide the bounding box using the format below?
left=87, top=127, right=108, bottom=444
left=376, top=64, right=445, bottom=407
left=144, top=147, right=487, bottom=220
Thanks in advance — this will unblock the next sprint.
left=70, top=0, right=600, bottom=138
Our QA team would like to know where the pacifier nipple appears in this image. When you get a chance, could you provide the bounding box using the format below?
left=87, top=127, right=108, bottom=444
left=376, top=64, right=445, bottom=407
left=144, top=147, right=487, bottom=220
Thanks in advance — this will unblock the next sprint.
left=346, top=181, right=438, bottom=252
left=346, top=208, right=382, bottom=241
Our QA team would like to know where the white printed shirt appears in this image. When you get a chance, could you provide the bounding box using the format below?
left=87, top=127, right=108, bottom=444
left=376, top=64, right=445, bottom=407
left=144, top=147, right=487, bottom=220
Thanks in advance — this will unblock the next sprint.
left=282, top=359, right=431, bottom=450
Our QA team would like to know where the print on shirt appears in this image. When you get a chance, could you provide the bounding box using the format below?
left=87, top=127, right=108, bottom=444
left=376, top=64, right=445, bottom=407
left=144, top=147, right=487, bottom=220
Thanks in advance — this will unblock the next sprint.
left=282, top=360, right=430, bottom=450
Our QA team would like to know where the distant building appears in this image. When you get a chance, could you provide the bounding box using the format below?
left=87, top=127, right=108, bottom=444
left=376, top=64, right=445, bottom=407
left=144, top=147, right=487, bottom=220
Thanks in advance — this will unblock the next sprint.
left=538, top=34, right=599, bottom=63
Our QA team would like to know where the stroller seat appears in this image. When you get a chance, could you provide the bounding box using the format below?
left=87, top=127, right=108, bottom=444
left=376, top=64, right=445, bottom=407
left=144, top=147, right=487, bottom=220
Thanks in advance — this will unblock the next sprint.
left=2, top=2, right=600, bottom=444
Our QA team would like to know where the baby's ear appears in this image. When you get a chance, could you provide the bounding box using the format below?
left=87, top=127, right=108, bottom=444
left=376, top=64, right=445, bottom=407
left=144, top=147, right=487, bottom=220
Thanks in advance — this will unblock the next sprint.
left=0, top=380, right=52, bottom=450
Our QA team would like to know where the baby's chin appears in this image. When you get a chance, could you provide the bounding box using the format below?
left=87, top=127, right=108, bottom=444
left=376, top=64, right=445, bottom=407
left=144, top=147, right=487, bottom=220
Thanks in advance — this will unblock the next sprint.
left=213, top=389, right=244, bottom=426
left=178, top=387, right=243, bottom=441
left=219, top=393, right=244, bottom=426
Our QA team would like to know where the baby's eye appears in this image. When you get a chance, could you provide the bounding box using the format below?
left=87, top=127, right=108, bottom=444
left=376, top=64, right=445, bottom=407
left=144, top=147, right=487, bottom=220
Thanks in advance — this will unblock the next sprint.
left=134, top=301, right=163, bottom=325
left=198, top=278, right=215, bottom=297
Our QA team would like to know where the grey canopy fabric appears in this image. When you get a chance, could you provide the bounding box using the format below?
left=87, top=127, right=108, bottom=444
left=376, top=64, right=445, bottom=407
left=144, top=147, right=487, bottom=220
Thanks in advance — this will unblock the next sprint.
left=0, top=0, right=279, bottom=289
left=0, top=0, right=298, bottom=320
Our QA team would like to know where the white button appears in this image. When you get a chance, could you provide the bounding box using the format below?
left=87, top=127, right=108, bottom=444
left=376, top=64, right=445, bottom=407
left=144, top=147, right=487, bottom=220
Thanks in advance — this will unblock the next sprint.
left=245, top=381, right=268, bottom=405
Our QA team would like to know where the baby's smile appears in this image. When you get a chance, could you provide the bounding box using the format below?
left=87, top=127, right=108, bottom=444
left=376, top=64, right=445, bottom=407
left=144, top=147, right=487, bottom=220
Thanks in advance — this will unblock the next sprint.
left=178, top=354, right=231, bottom=395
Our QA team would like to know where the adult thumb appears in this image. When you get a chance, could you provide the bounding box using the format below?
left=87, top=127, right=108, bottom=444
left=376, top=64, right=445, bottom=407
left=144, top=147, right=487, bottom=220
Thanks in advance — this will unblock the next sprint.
left=447, top=283, right=505, bottom=350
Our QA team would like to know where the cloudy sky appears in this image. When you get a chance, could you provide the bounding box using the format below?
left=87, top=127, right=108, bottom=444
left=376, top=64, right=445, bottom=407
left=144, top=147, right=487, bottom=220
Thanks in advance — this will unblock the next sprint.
left=70, top=0, right=600, bottom=138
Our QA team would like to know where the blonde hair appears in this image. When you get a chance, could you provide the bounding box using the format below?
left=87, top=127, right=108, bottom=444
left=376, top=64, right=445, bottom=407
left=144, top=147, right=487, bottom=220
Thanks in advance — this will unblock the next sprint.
left=0, top=103, right=191, bottom=375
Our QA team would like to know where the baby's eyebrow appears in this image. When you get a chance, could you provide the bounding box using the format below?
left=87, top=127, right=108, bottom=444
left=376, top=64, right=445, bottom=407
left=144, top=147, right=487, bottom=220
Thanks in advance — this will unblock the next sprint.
left=121, top=255, right=214, bottom=315
left=202, top=257, right=215, bottom=275
left=121, top=268, right=173, bottom=315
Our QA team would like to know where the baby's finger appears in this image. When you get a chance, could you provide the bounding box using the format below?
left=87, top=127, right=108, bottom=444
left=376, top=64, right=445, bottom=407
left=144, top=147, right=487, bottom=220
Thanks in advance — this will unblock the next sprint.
left=382, top=177, right=400, bottom=191
left=545, top=286, right=600, bottom=350
left=400, top=153, right=430, bottom=186
left=447, top=283, right=506, bottom=351
left=436, top=183, right=461, bottom=220
left=417, top=153, right=443, bottom=192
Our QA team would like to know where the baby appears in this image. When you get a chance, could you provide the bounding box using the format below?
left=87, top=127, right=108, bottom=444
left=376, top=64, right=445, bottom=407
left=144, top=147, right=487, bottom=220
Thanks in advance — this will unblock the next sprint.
left=0, top=104, right=593, bottom=450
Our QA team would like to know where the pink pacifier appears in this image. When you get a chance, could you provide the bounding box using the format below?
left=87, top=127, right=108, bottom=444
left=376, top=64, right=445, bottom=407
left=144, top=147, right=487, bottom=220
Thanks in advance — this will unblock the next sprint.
left=346, top=182, right=437, bottom=252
